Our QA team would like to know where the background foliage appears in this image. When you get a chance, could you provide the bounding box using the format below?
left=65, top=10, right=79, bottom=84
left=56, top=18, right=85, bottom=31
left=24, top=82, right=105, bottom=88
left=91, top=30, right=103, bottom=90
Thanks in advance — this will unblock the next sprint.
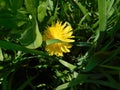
left=0, top=0, right=120, bottom=90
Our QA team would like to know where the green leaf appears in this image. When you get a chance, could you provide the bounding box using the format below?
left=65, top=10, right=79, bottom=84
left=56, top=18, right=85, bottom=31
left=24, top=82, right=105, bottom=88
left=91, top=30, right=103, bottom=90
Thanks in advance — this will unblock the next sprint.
left=48, top=0, right=53, bottom=11
left=25, top=0, right=37, bottom=15
left=20, top=26, right=35, bottom=46
left=26, top=21, right=42, bottom=49
left=59, top=59, right=76, bottom=70
left=37, top=0, right=49, bottom=22
left=20, top=18, right=42, bottom=49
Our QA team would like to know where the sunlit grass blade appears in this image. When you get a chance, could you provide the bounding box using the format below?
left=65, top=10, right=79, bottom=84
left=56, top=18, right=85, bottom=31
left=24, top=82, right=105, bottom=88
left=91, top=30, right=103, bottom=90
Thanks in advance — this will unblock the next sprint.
left=107, top=0, right=114, bottom=18
left=0, top=48, right=3, bottom=61
left=56, top=82, right=69, bottom=90
left=98, top=0, right=107, bottom=31
left=59, top=59, right=76, bottom=70
left=46, top=39, right=62, bottom=45
left=94, top=0, right=107, bottom=42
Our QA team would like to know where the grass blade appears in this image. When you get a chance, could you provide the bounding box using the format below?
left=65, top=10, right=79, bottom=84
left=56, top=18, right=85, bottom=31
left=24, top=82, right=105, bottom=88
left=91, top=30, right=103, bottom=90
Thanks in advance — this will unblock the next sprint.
left=0, top=40, right=45, bottom=56
left=98, top=0, right=107, bottom=31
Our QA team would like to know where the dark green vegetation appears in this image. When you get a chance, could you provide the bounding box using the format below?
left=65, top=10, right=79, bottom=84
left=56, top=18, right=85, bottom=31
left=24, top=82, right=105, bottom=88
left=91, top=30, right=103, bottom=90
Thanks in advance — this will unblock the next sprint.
left=0, top=0, right=120, bottom=90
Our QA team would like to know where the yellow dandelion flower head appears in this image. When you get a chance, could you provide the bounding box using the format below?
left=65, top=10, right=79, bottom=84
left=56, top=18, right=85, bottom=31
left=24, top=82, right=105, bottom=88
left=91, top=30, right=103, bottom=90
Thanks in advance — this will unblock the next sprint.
left=43, top=21, right=75, bottom=56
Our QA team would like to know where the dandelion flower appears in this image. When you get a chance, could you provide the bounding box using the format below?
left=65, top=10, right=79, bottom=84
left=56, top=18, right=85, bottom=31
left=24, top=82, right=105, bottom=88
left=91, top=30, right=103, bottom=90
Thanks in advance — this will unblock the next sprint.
left=43, top=21, right=75, bottom=56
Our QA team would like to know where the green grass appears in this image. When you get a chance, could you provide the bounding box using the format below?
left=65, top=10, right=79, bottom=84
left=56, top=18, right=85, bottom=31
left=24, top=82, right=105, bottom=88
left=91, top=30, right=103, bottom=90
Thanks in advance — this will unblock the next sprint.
left=0, top=0, right=120, bottom=90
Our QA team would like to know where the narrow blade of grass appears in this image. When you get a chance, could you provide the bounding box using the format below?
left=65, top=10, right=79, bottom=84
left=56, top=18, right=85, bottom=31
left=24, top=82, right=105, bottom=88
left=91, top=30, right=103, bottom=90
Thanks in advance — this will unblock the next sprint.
left=0, top=40, right=45, bottom=56
left=74, top=0, right=90, bottom=21
left=17, top=76, right=36, bottom=90
left=59, top=59, right=76, bottom=71
left=98, top=0, right=107, bottom=31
